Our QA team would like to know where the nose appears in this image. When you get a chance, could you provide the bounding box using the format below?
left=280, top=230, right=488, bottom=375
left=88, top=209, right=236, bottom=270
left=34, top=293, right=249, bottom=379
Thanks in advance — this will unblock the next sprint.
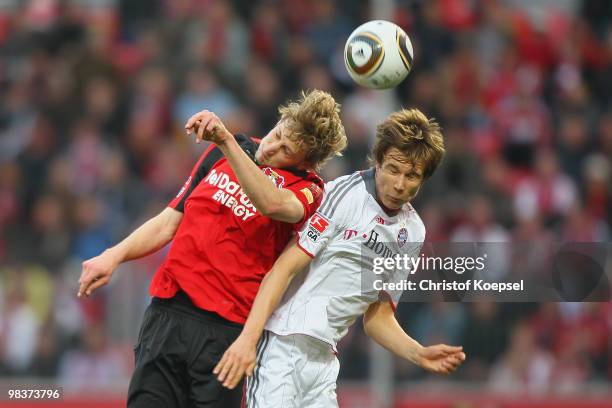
left=265, top=140, right=280, bottom=156
left=393, top=175, right=406, bottom=193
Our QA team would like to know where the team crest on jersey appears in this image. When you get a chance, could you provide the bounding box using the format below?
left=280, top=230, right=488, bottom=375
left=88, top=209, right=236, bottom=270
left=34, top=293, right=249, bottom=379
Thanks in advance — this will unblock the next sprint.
left=397, top=228, right=408, bottom=248
left=375, top=215, right=385, bottom=225
left=262, top=167, right=285, bottom=188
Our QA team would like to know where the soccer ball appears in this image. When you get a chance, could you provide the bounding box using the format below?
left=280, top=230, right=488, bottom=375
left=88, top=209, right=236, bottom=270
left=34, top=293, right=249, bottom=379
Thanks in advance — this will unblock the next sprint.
left=344, top=20, right=414, bottom=89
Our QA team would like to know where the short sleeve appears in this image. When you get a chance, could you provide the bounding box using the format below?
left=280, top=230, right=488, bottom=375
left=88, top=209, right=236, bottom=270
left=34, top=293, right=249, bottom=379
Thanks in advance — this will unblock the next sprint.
left=296, top=173, right=362, bottom=258
left=286, top=180, right=324, bottom=231
left=169, top=143, right=222, bottom=212
left=169, top=134, right=257, bottom=212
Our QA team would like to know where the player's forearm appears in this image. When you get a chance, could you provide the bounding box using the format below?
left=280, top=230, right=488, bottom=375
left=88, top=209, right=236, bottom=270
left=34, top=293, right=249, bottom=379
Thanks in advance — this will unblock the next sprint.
left=240, top=271, right=290, bottom=342
left=106, top=208, right=181, bottom=264
left=218, top=139, right=303, bottom=223
left=363, top=303, right=423, bottom=365
left=240, top=244, right=310, bottom=342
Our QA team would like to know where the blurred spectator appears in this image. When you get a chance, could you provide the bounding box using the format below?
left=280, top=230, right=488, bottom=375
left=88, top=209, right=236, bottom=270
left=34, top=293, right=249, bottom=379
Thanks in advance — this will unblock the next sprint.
left=58, top=322, right=128, bottom=391
left=28, top=194, right=71, bottom=268
left=451, top=195, right=511, bottom=281
left=557, top=113, right=592, bottom=183
left=461, top=302, right=509, bottom=381
left=173, top=66, right=238, bottom=131
left=514, top=150, right=578, bottom=225
left=0, top=271, right=40, bottom=375
left=491, top=66, right=552, bottom=168
left=70, top=194, right=112, bottom=260
left=489, top=322, right=554, bottom=394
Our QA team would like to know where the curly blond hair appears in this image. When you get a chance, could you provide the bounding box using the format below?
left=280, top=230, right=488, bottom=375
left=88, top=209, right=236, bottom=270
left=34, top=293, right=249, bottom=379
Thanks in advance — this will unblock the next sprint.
left=278, top=90, right=347, bottom=171
left=371, top=108, right=445, bottom=179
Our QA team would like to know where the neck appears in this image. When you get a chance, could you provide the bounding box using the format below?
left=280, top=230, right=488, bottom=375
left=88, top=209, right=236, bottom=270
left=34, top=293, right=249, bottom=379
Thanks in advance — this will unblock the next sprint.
left=375, top=196, right=401, bottom=216
left=373, top=169, right=401, bottom=216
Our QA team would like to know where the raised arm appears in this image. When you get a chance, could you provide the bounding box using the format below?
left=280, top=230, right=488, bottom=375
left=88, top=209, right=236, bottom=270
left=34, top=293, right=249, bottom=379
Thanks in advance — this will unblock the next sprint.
left=363, top=301, right=466, bottom=374
left=185, top=111, right=305, bottom=223
left=77, top=207, right=183, bottom=297
left=213, top=240, right=312, bottom=388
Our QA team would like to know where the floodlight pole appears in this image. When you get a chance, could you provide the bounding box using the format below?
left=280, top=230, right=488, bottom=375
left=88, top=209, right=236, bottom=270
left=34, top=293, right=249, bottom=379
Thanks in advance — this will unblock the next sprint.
left=368, top=0, right=396, bottom=406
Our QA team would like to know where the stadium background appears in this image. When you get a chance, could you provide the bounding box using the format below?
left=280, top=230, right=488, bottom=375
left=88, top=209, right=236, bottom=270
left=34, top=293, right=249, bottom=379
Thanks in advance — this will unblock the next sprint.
left=0, top=0, right=611, bottom=407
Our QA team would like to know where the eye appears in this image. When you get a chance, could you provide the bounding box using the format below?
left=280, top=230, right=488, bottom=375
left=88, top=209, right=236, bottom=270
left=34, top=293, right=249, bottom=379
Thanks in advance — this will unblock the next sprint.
left=407, top=172, right=422, bottom=180
left=387, top=166, right=399, bottom=175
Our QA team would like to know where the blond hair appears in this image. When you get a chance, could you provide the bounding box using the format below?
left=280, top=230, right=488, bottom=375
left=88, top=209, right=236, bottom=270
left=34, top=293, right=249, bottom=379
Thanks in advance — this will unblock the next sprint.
left=371, top=108, right=445, bottom=179
left=278, top=90, right=347, bottom=171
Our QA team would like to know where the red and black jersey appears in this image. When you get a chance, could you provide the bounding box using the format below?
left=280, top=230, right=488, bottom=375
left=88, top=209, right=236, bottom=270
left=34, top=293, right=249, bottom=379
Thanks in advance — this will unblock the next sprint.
left=150, top=135, right=324, bottom=324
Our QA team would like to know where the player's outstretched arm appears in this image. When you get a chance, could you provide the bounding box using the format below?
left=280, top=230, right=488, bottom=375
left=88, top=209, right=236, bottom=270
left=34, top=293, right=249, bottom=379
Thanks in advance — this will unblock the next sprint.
left=213, top=240, right=312, bottom=389
left=185, top=111, right=304, bottom=223
left=77, top=207, right=183, bottom=298
left=363, top=301, right=466, bottom=375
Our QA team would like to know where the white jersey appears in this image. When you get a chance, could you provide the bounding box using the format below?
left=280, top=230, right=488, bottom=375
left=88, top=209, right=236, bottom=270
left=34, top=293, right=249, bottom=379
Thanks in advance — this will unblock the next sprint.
left=265, top=169, right=425, bottom=350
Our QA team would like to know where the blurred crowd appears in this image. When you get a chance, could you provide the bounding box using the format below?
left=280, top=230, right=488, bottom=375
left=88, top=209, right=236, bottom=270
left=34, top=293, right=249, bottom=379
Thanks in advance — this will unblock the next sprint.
left=0, top=0, right=610, bottom=395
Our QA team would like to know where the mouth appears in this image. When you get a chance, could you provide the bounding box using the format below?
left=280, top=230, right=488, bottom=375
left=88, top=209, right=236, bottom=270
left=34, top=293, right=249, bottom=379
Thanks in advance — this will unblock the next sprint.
left=387, top=196, right=403, bottom=206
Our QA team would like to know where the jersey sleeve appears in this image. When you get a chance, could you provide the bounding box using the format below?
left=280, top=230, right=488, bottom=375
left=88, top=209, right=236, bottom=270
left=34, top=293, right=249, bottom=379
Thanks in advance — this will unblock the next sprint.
left=285, top=179, right=324, bottom=231
left=169, top=134, right=258, bottom=212
left=168, top=143, right=224, bottom=212
left=296, top=173, right=361, bottom=258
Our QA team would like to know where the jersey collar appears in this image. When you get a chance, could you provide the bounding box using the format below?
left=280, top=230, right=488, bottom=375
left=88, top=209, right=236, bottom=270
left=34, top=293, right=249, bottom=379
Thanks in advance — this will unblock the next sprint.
left=361, top=167, right=401, bottom=217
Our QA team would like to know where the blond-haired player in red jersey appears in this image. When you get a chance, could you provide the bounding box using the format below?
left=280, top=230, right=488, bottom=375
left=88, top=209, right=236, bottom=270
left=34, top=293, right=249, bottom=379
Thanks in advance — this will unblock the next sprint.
left=77, top=90, right=346, bottom=408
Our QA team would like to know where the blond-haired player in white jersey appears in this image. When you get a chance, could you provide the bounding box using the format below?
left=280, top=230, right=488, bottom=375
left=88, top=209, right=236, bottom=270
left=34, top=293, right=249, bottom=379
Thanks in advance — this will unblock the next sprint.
left=214, top=109, right=466, bottom=407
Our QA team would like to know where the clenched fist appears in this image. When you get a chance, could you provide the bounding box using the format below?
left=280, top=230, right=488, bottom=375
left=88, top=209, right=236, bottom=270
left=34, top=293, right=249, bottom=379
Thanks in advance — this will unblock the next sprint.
left=184, top=110, right=233, bottom=146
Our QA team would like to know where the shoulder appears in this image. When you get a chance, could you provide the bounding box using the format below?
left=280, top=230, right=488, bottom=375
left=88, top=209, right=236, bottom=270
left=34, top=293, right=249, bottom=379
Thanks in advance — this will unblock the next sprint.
left=235, top=134, right=259, bottom=159
left=324, top=171, right=364, bottom=193
left=318, top=171, right=366, bottom=220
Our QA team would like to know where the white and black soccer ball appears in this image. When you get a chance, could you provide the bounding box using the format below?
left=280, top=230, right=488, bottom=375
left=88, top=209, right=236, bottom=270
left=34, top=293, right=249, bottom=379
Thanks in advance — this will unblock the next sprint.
left=344, top=20, right=414, bottom=89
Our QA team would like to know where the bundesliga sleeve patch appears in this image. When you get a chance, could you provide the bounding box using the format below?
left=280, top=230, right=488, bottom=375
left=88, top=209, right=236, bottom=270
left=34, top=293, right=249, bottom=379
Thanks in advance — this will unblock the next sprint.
left=305, top=213, right=330, bottom=242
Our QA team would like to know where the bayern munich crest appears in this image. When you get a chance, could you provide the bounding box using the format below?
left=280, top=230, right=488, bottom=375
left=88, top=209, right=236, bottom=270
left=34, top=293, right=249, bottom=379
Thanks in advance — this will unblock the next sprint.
left=397, top=227, right=408, bottom=247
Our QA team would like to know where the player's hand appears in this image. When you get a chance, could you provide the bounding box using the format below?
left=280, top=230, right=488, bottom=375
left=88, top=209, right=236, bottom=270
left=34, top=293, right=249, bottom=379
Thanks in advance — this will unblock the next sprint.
left=77, top=250, right=120, bottom=298
left=184, top=110, right=233, bottom=146
left=213, top=333, right=259, bottom=389
left=416, top=344, right=465, bottom=375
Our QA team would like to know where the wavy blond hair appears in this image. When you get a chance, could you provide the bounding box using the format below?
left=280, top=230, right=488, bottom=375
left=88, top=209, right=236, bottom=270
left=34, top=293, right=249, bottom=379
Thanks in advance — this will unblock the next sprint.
left=278, top=90, right=347, bottom=171
left=371, top=108, right=445, bottom=179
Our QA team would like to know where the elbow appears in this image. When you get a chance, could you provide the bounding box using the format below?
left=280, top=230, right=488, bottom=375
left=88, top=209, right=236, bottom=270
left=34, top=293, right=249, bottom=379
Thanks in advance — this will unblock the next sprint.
left=257, top=200, right=280, bottom=217
left=258, top=199, right=295, bottom=221
left=160, top=220, right=180, bottom=244
left=160, top=229, right=175, bottom=245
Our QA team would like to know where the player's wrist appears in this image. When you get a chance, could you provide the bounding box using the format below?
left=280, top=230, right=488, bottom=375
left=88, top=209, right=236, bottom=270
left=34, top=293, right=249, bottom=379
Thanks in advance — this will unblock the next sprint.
left=103, top=247, right=124, bottom=265
left=411, top=344, right=426, bottom=366
left=239, top=330, right=262, bottom=346
left=214, top=129, right=235, bottom=147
